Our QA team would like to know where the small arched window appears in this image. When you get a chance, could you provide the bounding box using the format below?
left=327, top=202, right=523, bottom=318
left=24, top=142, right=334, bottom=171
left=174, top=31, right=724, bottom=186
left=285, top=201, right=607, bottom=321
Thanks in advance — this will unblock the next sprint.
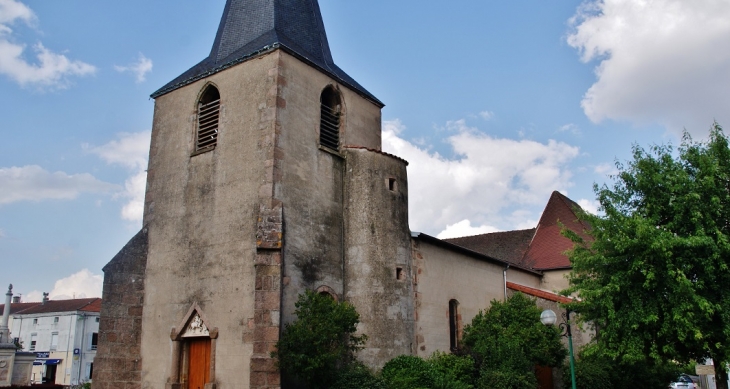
left=319, top=86, right=341, bottom=150
left=449, top=299, right=460, bottom=351
left=196, top=85, right=220, bottom=152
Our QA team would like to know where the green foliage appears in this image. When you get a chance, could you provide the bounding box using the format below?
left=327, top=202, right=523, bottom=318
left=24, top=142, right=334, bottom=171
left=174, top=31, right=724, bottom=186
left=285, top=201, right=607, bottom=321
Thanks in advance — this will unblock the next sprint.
left=272, top=291, right=366, bottom=389
left=380, top=353, right=475, bottom=389
left=381, top=355, right=436, bottom=389
left=564, top=123, right=730, bottom=388
left=461, top=293, right=567, bottom=388
left=563, top=345, right=680, bottom=389
left=332, top=362, right=387, bottom=389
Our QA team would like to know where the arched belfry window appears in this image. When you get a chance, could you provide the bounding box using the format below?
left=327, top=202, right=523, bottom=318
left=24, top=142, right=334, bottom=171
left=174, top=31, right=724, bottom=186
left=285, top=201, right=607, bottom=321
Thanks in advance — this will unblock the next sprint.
left=319, top=86, right=341, bottom=150
left=196, top=85, right=220, bottom=152
left=449, top=299, right=460, bottom=351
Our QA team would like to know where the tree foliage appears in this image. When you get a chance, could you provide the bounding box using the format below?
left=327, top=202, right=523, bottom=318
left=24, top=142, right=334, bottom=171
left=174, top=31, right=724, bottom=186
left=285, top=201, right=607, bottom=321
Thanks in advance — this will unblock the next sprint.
left=380, top=353, right=475, bottom=389
left=461, top=292, right=567, bottom=389
left=565, top=123, right=730, bottom=388
left=272, top=291, right=367, bottom=389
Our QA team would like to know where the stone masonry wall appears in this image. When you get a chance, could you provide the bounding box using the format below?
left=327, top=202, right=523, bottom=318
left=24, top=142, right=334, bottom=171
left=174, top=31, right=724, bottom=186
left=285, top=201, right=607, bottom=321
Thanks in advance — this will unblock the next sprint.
left=93, top=228, right=148, bottom=389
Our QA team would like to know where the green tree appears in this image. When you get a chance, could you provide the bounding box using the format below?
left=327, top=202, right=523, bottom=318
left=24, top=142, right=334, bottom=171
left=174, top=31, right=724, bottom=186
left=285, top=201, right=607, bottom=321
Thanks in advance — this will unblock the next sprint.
left=460, top=293, right=567, bottom=389
left=565, top=123, right=730, bottom=389
left=272, top=291, right=367, bottom=389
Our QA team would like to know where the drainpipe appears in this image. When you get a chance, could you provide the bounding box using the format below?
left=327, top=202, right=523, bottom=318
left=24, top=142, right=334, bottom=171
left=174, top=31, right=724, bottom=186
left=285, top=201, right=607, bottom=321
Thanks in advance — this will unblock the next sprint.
left=503, top=265, right=509, bottom=301
left=77, top=313, right=86, bottom=383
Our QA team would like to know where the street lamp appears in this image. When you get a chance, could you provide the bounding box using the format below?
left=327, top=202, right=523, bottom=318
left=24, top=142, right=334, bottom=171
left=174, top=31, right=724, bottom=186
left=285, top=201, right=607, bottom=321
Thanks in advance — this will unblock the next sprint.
left=541, top=308, right=577, bottom=389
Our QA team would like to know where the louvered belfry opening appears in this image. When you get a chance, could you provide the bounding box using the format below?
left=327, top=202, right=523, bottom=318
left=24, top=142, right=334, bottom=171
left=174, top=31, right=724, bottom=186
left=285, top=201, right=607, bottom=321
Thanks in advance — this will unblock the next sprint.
left=319, top=86, right=341, bottom=150
left=196, top=85, right=221, bottom=151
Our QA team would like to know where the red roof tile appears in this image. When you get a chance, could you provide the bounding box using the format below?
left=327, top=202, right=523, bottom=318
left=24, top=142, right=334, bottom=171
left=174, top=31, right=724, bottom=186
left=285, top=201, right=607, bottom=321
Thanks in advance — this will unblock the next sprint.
left=4, top=298, right=102, bottom=315
left=444, top=228, right=535, bottom=266
left=522, top=191, right=590, bottom=270
left=0, top=302, right=39, bottom=315
left=506, top=282, right=573, bottom=304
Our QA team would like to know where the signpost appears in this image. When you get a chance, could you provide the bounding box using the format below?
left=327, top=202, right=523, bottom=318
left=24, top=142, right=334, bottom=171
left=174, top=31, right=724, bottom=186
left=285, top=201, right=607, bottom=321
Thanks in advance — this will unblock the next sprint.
left=696, top=364, right=716, bottom=375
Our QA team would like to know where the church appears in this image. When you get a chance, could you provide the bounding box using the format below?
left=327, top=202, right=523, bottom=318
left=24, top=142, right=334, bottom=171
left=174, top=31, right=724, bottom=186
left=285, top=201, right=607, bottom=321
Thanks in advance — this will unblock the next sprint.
left=91, top=1, right=589, bottom=389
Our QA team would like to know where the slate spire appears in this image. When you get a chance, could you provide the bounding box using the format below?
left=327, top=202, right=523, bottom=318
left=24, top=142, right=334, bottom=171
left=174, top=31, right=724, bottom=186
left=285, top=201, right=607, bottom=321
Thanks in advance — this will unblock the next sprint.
left=152, top=0, right=381, bottom=106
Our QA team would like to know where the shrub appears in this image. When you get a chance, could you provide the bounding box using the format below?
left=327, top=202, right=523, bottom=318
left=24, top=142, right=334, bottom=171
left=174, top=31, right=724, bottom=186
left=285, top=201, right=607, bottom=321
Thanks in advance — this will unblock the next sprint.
left=272, top=291, right=366, bottom=389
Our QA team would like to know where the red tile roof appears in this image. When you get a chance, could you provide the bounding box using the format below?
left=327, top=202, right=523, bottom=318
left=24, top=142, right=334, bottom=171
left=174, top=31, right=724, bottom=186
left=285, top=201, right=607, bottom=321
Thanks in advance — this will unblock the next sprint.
left=444, top=228, right=535, bottom=267
left=522, top=191, right=590, bottom=270
left=506, top=282, right=573, bottom=304
left=0, top=298, right=102, bottom=315
left=445, top=191, right=590, bottom=271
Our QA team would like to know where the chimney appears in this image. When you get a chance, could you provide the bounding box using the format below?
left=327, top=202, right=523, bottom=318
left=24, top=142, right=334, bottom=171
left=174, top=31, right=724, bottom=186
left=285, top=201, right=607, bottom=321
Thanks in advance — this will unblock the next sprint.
left=12, top=296, right=19, bottom=303
left=0, top=284, right=11, bottom=343
left=42, top=292, right=49, bottom=305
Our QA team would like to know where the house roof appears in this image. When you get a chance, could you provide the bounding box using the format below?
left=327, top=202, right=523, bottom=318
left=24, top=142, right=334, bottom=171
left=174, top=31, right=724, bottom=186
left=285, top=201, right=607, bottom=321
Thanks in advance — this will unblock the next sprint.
left=522, top=191, right=590, bottom=270
left=411, top=232, right=542, bottom=276
left=444, top=191, right=589, bottom=271
left=151, top=0, right=382, bottom=107
left=506, top=282, right=572, bottom=304
left=0, top=298, right=102, bottom=316
left=443, top=228, right=535, bottom=267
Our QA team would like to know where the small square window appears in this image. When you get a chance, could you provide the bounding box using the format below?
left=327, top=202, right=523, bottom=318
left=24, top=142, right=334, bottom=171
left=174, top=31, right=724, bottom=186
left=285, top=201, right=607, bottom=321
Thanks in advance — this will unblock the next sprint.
left=53, top=317, right=59, bottom=323
left=33, top=318, right=37, bottom=325
left=396, top=267, right=404, bottom=280
left=95, top=317, right=100, bottom=323
left=388, top=178, right=397, bottom=192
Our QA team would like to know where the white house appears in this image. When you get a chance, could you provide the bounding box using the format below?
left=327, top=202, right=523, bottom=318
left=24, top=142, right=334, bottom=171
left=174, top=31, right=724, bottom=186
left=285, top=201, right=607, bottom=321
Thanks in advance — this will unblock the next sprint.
left=1, top=296, right=101, bottom=385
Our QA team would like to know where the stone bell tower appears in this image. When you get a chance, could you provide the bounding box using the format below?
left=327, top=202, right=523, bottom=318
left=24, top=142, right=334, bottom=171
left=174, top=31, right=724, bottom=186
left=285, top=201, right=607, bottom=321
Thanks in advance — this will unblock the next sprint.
left=93, top=1, right=414, bottom=389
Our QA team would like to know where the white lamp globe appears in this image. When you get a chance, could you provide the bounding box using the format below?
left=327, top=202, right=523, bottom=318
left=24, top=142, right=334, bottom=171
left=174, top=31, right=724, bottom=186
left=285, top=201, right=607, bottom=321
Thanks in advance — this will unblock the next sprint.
left=540, top=309, right=557, bottom=326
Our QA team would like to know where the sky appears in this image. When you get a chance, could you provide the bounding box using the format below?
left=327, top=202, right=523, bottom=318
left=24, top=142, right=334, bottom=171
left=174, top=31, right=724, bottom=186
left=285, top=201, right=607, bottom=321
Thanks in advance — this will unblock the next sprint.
left=2, top=0, right=729, bottom=302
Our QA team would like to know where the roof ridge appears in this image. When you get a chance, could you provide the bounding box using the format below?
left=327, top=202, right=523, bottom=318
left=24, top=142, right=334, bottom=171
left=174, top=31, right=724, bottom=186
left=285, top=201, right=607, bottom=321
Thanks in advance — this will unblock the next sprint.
left=343, top=145, right=409, bottom=166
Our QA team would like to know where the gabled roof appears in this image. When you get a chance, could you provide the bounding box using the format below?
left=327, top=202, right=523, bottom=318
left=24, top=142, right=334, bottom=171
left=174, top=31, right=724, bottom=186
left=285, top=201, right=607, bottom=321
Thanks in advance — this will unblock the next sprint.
left=0, top=302, right=37, bottom=315
left=522, top=191, right=590, bottom=270
left=0, top=298, right=102, bottom=316
left=444, top=228, right=535, bottom=267
left=444, top=191, right=589, bottom=271
left=151, top=0, right=382, bottom=107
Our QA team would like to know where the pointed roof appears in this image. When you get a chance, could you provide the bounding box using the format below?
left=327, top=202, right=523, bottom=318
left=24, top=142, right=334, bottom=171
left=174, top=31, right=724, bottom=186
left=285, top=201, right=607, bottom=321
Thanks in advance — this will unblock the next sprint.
left=444, top=191, right=590, bottom=271
left=521, top=191, right=590, bottom=270
left=151, top=0, right=382, bottom=106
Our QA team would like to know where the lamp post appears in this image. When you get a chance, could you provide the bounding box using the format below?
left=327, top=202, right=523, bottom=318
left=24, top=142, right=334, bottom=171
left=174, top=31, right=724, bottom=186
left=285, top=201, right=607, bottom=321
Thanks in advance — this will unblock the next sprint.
left=541, top=308, right=577, bottom=389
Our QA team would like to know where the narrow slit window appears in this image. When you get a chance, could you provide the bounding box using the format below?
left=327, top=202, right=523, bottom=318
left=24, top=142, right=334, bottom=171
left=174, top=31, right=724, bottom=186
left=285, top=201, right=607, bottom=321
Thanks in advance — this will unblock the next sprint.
left=196, top=85, right=221, bottom=152
left=319, top=86, right=341, bottom=150
left=449, top=299, right=460, bottom=351
left=396, top=267, right=404, bottom=280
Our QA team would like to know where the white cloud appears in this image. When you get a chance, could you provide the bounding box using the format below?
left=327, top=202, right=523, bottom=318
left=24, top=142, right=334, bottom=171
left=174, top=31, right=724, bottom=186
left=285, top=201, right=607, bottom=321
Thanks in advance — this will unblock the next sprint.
left=0, top=0, right=95, bottom=88
left=479, top=111, right=494, bottom=120
left=558, top=123, right=581, bottom=135
left=0, top=165, right=118, bottom=204
left=594, top=162, right=618, bottom=176
left=436, top=219, right=499, bottom=239
left=577, top=198, right=599, bottom=215
left=383, top=119, right=580, bottom=234
left=568, top=0, right=730, bottom=136
left=115, top=53, right=153, bottom=83
left=25, top=269, right=103, bottom=301
left=86, top=131, right=150, bottom=222
left=0, top=0, right=34, bottom=25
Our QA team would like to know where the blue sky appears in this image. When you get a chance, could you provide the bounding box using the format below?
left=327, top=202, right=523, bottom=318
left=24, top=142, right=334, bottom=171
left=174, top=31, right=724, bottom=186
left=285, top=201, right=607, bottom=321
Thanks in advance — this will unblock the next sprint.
left=2, top=0, right=729, bottom=301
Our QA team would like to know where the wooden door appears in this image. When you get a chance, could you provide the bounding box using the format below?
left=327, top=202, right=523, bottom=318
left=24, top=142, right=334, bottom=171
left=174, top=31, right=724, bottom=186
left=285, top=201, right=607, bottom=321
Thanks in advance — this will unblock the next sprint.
left=536, top=365, right=554, bottom=389
left=188, top=338, right=211, bottom=389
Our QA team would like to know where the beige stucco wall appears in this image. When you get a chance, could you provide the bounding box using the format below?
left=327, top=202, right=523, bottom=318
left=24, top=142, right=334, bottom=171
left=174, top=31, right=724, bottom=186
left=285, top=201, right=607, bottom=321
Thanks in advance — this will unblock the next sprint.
left=274, top=52, right=383, bottom=324
left=506, top=267, right=541, bottom=288
left=141, top=52, right=280, bottom=389
left=540, top=269, right=571, bottom=293
left=412, top=240, right=543, bottom=357
left=344, top=148, right=413, bottom=368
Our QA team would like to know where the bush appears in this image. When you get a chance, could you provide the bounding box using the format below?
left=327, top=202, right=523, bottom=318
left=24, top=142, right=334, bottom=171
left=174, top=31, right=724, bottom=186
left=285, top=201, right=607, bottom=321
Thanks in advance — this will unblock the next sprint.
left=273, top=291, right=366, bottom=389
left=461, top=293, right=567, bottom=389
left=332, top=362, right=386, bottom=389
left=381, top=355, right=436, bottom=389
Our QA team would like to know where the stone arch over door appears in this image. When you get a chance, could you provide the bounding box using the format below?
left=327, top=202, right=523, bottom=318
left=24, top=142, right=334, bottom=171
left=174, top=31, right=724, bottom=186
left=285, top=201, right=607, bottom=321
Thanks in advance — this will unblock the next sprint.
left=167, top=303, right=218, bottom=389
